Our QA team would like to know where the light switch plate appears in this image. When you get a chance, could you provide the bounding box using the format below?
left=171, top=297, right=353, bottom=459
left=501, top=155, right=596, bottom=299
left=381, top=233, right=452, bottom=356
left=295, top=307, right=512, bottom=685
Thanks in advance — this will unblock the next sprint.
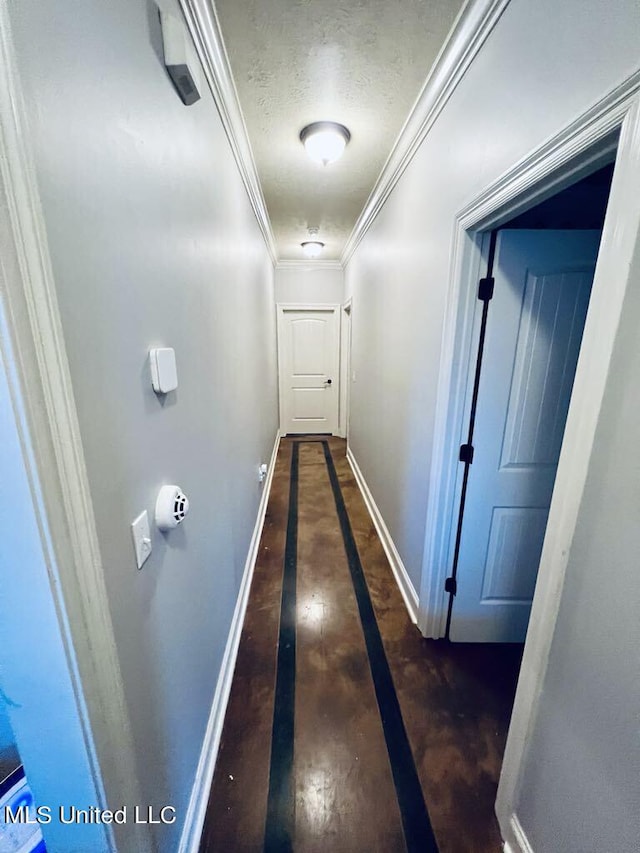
left=131, top=510, right=152, bottom=569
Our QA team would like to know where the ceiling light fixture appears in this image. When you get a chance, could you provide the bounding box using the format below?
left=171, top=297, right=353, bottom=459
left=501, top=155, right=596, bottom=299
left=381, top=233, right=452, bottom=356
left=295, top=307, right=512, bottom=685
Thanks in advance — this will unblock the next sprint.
left=301, top=241, right=325, bottom=258
left=300, top=121, right=351, bottom=166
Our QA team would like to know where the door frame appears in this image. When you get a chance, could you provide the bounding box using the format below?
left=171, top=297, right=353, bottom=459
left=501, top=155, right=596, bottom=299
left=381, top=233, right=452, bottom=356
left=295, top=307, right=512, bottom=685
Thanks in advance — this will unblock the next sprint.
left=276, top=303, right=341, bottom=435
left=447, top=228, right=603, bottom=644
left=415, top=71, right=640, bottom=848
left=338, top=298, right=353, bottom=439
left=0, top=9, right=150, bottom=850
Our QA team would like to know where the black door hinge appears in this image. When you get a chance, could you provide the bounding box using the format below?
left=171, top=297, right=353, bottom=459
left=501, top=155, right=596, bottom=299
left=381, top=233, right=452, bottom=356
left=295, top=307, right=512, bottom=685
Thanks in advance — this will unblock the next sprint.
left=478, top=276, right=495, bottom=301
left=459, top=443, right=474, bottom=464
left=445, top=577, right=457, bottom=595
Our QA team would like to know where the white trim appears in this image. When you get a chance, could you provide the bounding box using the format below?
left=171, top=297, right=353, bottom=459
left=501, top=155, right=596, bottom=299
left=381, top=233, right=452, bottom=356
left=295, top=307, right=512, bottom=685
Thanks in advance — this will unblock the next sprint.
left=178, top=430, right=281, bottom=853
left=276, top=259, right=344, bottom=271
left=417, top=227, right=485, bottom=639
left=338, top=298, right=353, bottom=440
left=346, top=447, right=418, bottom=624
left=341, top=0, right=511, bottom=265
left=459, top=70, right=640, bottom=231
left=178, top=0, right=277, bottom=265
left=276, top=303, right=341, bottom=435
left=0, top=9, right=149, bottom=851
left=418, top=68, right=640, bottom=641
left=502, top=815, right=535, bottom=853
left=496, top=95, right=640, bottom=837
left=277, top=302, right=341, bottom=312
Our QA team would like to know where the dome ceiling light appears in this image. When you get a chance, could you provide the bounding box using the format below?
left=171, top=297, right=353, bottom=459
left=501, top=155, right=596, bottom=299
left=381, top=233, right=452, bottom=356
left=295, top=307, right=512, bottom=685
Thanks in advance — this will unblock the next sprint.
left=301, top=240, right=325, bottom=258
left=300, top=121, right=351, bottom=166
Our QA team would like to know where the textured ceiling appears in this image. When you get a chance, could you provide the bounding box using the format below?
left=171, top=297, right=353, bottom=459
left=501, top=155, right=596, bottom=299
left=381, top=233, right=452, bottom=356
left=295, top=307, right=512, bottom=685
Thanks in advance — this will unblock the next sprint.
left=213, top=0, right=465, bottom=260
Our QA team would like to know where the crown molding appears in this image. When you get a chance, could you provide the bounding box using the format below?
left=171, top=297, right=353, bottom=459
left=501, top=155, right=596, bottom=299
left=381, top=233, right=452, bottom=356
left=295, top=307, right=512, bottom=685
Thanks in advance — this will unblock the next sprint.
left=178, top=0, right=278, bottom=265
left=341, top=0, right=511, bottom=266
left=276, top=259, right=344, bottom=271
left=457, top=68, right=640, bottom=231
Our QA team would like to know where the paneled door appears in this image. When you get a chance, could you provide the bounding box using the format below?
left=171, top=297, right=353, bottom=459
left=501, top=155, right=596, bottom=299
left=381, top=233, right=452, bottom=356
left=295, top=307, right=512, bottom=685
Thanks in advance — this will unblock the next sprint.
left=450, top=230, right=601, bottom=642
left=278, top=306, right=340, bottom=434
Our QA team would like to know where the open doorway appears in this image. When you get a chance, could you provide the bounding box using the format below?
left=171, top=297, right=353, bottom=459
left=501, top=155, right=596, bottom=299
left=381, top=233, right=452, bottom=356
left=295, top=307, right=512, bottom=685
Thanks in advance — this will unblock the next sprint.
left=421, top=158, right=618, bottom=845
left=446, top=163, right=615, bottom=643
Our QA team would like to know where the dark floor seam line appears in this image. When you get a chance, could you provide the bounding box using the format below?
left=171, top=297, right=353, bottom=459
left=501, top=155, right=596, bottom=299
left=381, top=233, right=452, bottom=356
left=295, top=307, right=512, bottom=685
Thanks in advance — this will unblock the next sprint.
left=322, top=440, right=439, bottom=853
left=264, top=442, right=298, bottom=853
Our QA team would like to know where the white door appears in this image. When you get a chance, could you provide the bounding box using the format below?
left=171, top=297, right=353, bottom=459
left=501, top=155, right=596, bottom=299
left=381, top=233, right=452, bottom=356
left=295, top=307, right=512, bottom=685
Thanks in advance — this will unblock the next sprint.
left=450, top=230, right=601, bottom=642
left=278, top=306, right=340, bottom=434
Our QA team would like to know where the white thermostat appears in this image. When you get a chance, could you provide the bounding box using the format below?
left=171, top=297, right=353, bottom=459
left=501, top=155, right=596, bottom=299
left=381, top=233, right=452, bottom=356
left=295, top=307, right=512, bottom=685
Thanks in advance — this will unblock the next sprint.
left=155, top=485, right=190, bottom=531
left=150, top=347, right=178, bottom=394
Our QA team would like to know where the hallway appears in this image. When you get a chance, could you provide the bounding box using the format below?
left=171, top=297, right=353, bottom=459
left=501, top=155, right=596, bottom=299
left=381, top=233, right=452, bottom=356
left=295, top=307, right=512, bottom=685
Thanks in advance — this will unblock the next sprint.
left=2, top=2, right=639, bottom=849
left=201, top=437, right=521, bottom=852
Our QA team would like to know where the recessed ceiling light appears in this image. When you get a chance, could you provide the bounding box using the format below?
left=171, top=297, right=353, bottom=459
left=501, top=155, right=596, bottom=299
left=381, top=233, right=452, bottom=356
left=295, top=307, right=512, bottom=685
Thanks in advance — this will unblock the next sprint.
left=300, top=121, right=351, bottom=166
left=301, top=241, right=325, bottom=258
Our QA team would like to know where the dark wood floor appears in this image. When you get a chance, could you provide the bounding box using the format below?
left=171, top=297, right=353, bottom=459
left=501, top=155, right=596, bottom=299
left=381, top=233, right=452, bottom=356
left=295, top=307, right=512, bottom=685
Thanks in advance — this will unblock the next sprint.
left=201, top=437, right=522, bottom=852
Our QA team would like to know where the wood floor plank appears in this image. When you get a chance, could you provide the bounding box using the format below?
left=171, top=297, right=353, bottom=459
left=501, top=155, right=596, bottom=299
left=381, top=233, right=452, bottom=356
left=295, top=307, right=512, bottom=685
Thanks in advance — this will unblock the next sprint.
left=294, top=441, right=405, bottom=852
left=200, top=442, right=291, bottom=852
left=201, top=437, right=521, bottom=853
left=331, top=439, right=520, bottom=853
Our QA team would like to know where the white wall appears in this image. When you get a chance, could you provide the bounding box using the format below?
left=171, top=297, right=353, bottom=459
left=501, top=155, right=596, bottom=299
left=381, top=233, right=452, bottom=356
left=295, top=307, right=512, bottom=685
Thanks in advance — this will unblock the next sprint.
left=7, top=0, right=278, bottom=850
left=344, top=0, right=640, bottom=593
left=344, top=0, right=640, bottom=848
left=514, top=224, right=640, bottom=851
left=275, top=264, right=344, bottom=304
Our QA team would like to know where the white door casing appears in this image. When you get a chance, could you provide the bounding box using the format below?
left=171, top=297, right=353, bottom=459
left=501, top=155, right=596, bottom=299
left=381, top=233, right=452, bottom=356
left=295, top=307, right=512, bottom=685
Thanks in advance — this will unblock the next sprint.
left=450, top=230, right=601, bottom=643
left=339, top=299, right=352, bottom=439
left=277, top=305, right=340, bottom=435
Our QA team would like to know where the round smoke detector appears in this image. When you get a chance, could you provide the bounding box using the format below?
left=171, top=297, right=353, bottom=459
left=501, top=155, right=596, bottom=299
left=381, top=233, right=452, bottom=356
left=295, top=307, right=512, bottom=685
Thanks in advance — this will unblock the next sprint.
left=155, top=485, right=190, bottom=531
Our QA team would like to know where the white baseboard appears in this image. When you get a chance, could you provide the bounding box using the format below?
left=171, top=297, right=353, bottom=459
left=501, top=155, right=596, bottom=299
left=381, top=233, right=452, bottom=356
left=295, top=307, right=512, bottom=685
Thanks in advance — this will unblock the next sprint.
left=178, top=430, right=281, bottom=853
left=503, top=814, right=534, bottom=853
left=346, top=446, right=419, bottom=624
